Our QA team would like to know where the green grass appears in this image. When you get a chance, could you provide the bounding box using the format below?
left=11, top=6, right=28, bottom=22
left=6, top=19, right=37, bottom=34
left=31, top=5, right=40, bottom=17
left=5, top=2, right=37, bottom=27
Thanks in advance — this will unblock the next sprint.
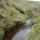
left=24, top=2, right=40, bottom=40
left=25, top=23, right=40, bottom=40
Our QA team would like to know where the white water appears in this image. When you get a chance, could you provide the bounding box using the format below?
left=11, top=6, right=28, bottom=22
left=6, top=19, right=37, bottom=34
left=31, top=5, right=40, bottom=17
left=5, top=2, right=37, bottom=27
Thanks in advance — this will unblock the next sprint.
left=11, top=19, right=32, bottom=40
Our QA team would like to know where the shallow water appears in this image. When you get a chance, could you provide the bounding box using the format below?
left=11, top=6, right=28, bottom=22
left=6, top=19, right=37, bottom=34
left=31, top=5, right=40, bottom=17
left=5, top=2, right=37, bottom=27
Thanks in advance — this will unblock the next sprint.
left=11, top=19, right=32, bottom=40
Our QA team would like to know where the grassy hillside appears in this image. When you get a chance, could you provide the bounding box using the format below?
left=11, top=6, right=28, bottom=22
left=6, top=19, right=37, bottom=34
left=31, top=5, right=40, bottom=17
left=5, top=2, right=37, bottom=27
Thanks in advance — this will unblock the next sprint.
left=0, top=0, right=33, bottom=30
left=0, top=0, right=32, bottom=39
left=25, top=1, right=40, bottom=40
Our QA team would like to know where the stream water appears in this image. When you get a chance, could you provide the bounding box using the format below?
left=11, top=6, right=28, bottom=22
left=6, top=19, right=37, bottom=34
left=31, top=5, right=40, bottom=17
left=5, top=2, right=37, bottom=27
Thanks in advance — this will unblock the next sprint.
left=11, top=19, right=32, bottom=40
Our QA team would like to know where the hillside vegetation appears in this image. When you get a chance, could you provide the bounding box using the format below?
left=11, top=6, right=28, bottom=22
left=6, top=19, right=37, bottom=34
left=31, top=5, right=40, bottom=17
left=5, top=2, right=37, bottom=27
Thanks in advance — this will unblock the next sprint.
left=0, top=0, right=40, bottom=40
left=0, top=0, right=33, bottom=40
left=25, top=1, right=40, bottom=40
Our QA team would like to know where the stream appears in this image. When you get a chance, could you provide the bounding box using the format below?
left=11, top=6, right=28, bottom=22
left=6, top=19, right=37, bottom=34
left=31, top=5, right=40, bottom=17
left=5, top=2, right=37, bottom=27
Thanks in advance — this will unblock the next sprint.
left=11, top=19, right=32, bottom=40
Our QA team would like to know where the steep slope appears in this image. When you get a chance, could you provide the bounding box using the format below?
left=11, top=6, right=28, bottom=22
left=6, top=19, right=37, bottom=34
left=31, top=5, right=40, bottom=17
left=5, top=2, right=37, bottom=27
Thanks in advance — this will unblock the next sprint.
left=0, top=0, right=32, bottom=40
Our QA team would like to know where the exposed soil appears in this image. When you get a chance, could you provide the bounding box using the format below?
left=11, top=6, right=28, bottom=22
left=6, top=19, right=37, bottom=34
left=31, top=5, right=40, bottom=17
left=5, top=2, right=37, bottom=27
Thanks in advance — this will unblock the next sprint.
left=2, top=27, right=16, bottom=40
